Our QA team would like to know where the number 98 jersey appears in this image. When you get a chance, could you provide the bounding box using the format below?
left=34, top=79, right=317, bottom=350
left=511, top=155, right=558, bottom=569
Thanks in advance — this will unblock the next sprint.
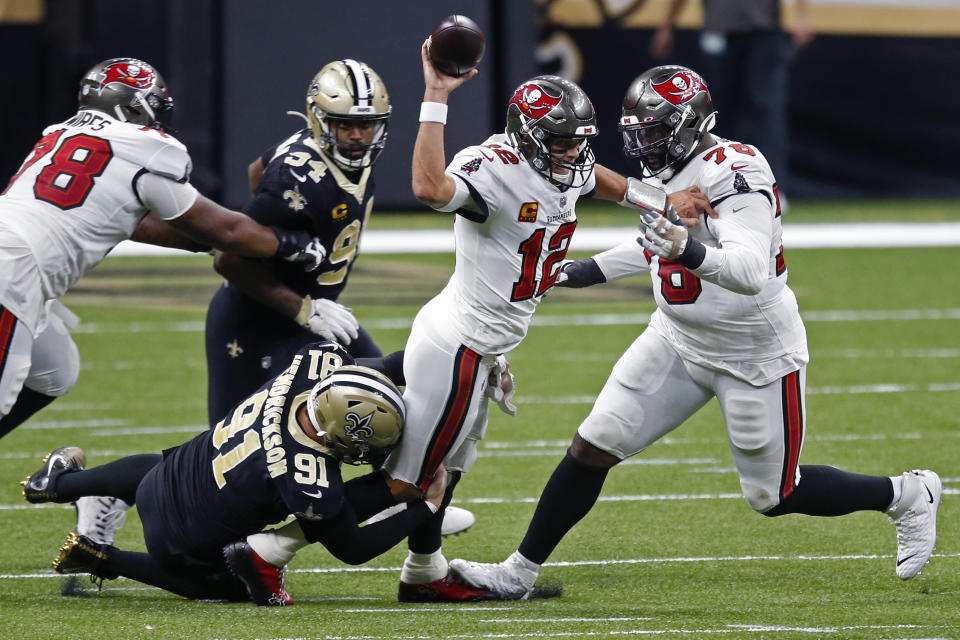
left=0, top=110, right=191, bottom=333
left=138, top=341, right=352, bottom=561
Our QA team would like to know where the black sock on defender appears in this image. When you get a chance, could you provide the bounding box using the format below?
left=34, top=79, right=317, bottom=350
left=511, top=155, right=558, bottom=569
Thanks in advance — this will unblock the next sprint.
left=55, top=454, right=162, bottom=504
left=518, top=451, right=609, bottom=565
left=763, top=464, right=894, bottom=517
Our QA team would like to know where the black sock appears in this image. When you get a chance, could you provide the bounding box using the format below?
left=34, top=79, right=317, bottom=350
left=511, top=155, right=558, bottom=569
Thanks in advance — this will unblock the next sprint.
left=56, top=454, right=162, bottom=504
left=0, top=388, right=56, bottom=439
left=408, top=470, right=461, bottom=554
left=106, top=548, right=247, bottom=601
left=518, top=452, right=609, bottom=565
left=764, top=465, right=894, bottom=517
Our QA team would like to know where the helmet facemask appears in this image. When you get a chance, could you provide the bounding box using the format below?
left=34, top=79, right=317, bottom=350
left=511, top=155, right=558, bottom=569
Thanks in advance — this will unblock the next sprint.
left=306, top=59, right=391, bottom=171
left=309, top=109, right=389, bottom=171
left=78, top=58, right=174, bottom=130
left=305, top=365, right=404, bottom=466
left=619, top=66, right=716, bottom=180
left=505, top=76, right=598, bottom=191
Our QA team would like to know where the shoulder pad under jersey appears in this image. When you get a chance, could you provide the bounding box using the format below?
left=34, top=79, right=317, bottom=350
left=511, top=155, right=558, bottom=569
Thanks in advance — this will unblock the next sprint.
left=110, top=123, right=193, bottom=183
left=695, top=140, right=775, bottom=205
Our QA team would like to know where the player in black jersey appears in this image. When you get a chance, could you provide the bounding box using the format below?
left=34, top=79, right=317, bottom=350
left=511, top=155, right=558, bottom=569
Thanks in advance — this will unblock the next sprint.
left=205, top=59, right=392, bottom=425
left=22, top=342, right=448, bottom=605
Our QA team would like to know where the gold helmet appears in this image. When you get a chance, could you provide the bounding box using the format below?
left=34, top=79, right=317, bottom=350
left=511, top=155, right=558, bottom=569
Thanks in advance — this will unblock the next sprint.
left=306, top=365, right=404, bottom=465
left=306, top=59, right=391, bottom=170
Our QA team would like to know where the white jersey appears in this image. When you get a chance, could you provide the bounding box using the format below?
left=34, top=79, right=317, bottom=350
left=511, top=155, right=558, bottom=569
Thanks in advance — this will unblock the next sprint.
left=0, top=110, right=192, bottom=333
left=432, top=133, right=595, bottom=355
left=595, top=137, right=807, bottom=385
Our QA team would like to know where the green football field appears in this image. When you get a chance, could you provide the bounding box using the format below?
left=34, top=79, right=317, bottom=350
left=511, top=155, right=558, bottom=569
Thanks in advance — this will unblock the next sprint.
left=1, top=204, right=959, bottom=639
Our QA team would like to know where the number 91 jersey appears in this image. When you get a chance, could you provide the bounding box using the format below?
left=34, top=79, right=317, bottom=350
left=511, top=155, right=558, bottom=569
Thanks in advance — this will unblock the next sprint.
left=144, top=341, right=352, bottom=559
left=440, top=133, right=595, bottom=354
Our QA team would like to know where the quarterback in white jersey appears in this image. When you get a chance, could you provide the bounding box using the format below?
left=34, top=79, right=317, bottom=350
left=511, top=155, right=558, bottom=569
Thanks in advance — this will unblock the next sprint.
left=371, top=44, right=714, bottom=604
left=449, top=66, right=941, bottom=600
left=0, top=57, right=325, bottom=440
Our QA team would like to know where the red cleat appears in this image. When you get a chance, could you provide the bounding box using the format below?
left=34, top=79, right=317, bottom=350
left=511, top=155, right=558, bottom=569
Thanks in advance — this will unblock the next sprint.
left=398, top=574, right=495, bottom=602
left=223, top=541, right=294, bottom=606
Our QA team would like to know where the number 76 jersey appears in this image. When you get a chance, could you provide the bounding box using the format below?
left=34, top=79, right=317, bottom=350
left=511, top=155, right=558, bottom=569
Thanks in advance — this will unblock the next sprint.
left=440, top=133, right=595, bottom=355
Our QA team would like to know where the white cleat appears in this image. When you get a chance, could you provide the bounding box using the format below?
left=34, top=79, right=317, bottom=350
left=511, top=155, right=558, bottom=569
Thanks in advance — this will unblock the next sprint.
left=75, top=496, right=130, bottom=546
left=887, top=469, right=942, bottom=580
left=449, top=551, right=538, bottom=600
left=440, top=505, right=476, bottom=536
left=366, top=504, right=476, bottom=536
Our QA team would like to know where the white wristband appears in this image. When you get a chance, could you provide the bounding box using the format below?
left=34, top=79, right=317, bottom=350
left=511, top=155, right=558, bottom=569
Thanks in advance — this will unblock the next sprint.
left=424, top=500, right=440, bottom=514
left=419, top=101, right=448, bottom=124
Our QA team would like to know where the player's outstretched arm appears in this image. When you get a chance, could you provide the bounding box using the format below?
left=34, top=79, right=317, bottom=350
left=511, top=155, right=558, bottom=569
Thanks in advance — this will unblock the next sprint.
left=411, top=38, right=477, bottom=209
left=593, top=164, right=714, bottom=225
left=131, top=211, right=211, bottom=252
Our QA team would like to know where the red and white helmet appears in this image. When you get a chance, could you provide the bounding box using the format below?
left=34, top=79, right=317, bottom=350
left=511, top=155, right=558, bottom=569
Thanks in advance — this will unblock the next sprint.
left=505, top=75, right=598, bottom=190
left=620, top=65, right=716, bottom=180
left=78, top=57, right=174, bottom=129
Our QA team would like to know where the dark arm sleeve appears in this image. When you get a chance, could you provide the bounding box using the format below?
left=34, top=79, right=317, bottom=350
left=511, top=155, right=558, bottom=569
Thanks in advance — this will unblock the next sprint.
left=296, top=500, right=435, bottom=565
left=343, top=470, right=396, bottom=522
left=355, top=350, right=405, bottom=387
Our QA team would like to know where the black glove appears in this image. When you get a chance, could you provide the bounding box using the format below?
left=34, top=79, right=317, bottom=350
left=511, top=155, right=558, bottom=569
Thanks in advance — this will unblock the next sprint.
left=271, top=227, right=327, bottom=272
left=555, top=258, right=606, bottom=288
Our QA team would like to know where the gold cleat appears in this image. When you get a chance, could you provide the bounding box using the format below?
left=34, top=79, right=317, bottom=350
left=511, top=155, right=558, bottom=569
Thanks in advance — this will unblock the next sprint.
left=52, top=531, right=116, bottom=579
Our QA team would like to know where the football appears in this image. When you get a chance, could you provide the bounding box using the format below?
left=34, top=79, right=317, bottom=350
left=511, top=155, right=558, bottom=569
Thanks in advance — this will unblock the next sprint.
left=429, top=14, right=485, bottom=77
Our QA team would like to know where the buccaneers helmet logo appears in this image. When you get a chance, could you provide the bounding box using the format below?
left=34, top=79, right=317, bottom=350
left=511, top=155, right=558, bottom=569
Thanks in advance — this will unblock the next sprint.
left=100, top=62, right=156, bottom=92
left=652, top=71, right=708, bottom=106
left=511, top=83, right=561, bottom=119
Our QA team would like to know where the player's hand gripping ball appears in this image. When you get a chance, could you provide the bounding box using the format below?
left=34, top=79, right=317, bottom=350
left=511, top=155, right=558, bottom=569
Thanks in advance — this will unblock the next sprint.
left=429, top=14, right=485, bottom=77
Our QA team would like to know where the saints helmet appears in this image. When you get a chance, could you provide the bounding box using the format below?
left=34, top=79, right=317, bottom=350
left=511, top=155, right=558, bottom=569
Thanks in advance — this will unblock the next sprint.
left=306, top=59, right=391, bottom=170
left=620, top=65, right=716, bottom=180
left=78, top=57, right=174, bottom=129
left=306, top=365, right=404, bottom=465
left=505, top=75, right=598, bottom=190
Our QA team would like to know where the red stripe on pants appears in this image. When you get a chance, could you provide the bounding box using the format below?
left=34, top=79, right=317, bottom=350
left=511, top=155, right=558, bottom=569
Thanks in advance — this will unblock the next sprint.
left=781, top=370, right=803, bottom=500
left=0, top=308, right=17, bottom=374
left=418, top=347, right=481, bottom=491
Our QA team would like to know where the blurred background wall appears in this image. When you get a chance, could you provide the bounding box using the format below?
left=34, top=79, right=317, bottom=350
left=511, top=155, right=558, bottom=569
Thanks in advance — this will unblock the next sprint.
left=1, top=0, right=958, bottom=209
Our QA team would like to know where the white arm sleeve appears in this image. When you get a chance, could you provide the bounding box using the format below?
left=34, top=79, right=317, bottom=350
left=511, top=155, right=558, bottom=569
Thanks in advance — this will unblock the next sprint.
left=434, top=173, right=473, bottom=212
left=692, top=192, right=771, bottom=295
left=593, top=237, right=652, bottom=281
left=134, top=172, right=199, bottom=220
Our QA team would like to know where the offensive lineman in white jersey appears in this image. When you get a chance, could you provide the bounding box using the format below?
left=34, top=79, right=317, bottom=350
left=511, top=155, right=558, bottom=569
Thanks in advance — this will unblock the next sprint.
left=0, top=58, right=324, bottom=441
left=449, top=66, right=942, bottom=599
left=0, top=58, right=329, bottom=421
left=383, top=45, right=714, bottom=601
left=234, top=43, right=716, bottom=603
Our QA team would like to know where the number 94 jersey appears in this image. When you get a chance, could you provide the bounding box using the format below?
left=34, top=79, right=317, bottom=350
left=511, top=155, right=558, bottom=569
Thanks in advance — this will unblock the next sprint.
left=243, top=129, right=374, bottom=302
left=147, top=341, right=353, bottom=558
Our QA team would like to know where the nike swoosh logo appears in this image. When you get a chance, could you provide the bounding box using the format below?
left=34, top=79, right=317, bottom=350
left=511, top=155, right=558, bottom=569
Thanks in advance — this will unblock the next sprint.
left=897, top=553, right=916, bottom=567
left=731, top=206, right=747, bottom=213
left=731, top=163, right=748, bottom=171
left=925, top=485, right=935, bottom=504
left=289, top=169, right=308, bottom=182
left=301, top=489, right=323, bottom=499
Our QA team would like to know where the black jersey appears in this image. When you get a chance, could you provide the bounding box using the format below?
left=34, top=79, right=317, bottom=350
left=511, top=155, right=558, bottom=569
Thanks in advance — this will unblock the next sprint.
left=144, top=341, right=354, bottom=560
left=243, top=129, right=374, bottom=301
